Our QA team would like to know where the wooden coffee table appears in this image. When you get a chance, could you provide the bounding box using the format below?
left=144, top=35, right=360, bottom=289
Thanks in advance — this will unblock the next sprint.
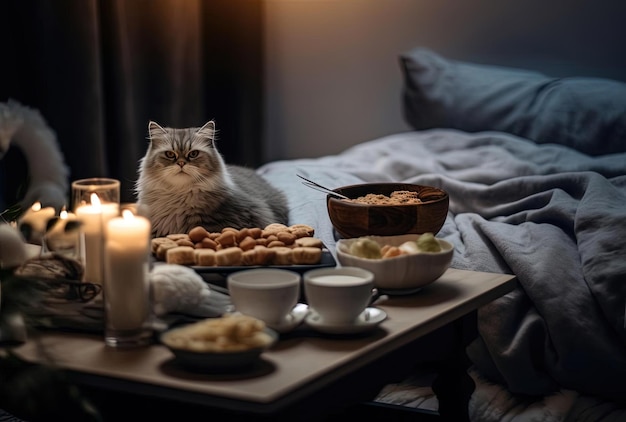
left=12, top=268, right=516, bottom=421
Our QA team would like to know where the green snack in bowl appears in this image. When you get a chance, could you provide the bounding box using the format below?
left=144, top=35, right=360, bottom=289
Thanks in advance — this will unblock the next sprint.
left=416, top=232, right=441, bottom=252
left=349, top=237, right=382, bottom=259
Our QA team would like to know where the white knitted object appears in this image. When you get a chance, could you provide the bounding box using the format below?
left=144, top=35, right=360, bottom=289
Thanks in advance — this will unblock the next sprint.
left=149, top=264, right=231, bottom=317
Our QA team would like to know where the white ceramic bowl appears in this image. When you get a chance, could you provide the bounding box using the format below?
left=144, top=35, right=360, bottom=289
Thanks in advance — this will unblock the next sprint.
left=336, top=234, right=454, bottom=294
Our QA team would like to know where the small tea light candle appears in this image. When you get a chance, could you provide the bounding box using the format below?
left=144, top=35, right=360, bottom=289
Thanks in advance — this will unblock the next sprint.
left=44, top=208, right=80, bottom=254
left=19, top=202, right=55, bottom=243
left=75, top=194, right=119, bottom=285
left=104, top=209, right=151, bottom=334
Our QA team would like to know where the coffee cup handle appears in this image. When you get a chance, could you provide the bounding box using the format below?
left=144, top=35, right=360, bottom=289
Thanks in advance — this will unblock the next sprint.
left=369, top=288, right=382, bottom=306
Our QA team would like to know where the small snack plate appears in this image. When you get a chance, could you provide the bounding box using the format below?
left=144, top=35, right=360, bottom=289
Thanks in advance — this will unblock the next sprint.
left=160, top=327, right=278, bottom=372
left=305, top=307, right=387, bottom=335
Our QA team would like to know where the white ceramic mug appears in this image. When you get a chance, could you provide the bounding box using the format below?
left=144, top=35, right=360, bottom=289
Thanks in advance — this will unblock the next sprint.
left=227, top=268, right=301, bottom=326
left=303, top=267, right=374, bottom=325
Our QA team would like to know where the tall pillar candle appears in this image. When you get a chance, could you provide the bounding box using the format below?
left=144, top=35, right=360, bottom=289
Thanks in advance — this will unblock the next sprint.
left=75, top=194, right=119, bottom=285
left=103, top=209, right=152, bottom=347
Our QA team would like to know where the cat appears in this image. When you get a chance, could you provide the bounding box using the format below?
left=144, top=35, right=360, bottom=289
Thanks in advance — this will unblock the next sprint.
left=135, top=120, right=289, bottom=237
left=0, top=99, right=69, bottom=214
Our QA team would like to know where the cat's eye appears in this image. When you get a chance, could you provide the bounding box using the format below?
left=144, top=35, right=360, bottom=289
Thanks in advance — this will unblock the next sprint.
left=165, top=151, right=176, bottom=159
left=188, top=150, right=200, bottom=159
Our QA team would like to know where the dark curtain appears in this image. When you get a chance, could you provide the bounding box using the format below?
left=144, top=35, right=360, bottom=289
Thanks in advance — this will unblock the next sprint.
left=0, top=0, right=263, bottom=206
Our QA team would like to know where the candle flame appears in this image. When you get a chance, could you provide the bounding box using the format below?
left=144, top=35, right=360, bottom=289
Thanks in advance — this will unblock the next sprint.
left=122, top=209, right=134, bottom=220
left=90, top=193, right=102, bottom=211
left=31, top=202, right=42, bottom=212
left=60, top=209, right=68, bottom=219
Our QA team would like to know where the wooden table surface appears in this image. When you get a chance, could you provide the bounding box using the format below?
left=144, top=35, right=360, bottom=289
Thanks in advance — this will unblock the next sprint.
left=12, top=268, right=517, bottom=418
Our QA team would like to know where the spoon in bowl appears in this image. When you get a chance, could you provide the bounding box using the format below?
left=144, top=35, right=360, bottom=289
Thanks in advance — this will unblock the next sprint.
left=297, top=174, right=350, bottom=200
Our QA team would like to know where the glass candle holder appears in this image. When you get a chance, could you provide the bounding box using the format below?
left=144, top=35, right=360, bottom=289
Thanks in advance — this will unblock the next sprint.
left=72, top=178, right=120, bottom=285
left=71, top=178, right=120, bottom=211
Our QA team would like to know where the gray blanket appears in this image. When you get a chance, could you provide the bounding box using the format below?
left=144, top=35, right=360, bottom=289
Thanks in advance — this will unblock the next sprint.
left=259, top=129, right=626, bottom=402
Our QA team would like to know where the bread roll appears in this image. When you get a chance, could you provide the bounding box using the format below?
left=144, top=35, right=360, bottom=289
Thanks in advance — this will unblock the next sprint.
left=215, top=247, right=243, bottom=266
left=248, top=227, right=263, bottom=239
left=175, top=238, right=195, bottom=248
left=289, top=224, right=315, bottom=237
left=277, top=231, right=296, bottom=245
left=200, top=237, right=218, bottom=250
left=241, top=249, right=257, bottom=266
left=272, top=247, right=293, bottom=265
left=292, top=246, right=322, bottom=265
left=239, top=236, right=257, bottom=251
left=151, top=237, right=176, bottom=254
left=166, top=246, right=196, bottom=265
left=216, top=231, right=237, bottom=248
left=264, top=222, right=289, bottom=232
left=236, top=228, right=250, bottom=242
left=156, top=241, right=179, bottom=261
left=195, top=249, right=216, bottom=266
left=189, top=226, right=210, bottom=243
left=253, top=245, right=275, bottom=265
left=262, top=224, right=288, bottom=238
left=166, top=233, right=190, bottom=242
left=295, top=237, right=323, bottom=249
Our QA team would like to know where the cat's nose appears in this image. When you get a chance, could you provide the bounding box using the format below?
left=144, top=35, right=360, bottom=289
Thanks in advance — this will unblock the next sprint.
left=177, top=161, right=186, bottom=168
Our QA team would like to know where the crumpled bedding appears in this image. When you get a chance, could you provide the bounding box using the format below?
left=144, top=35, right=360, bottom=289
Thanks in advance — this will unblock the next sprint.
left=258, top=128, right=626, bottom=420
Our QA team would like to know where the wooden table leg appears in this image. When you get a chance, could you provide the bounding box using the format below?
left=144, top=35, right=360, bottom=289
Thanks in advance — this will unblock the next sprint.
left=431, top=312, right=477, bottom=422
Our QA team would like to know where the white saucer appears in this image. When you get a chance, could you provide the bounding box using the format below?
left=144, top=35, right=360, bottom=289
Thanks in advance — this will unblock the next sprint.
left=305, top=307, right=387, bottom=335
left=267, top=303, right=309, bottom=333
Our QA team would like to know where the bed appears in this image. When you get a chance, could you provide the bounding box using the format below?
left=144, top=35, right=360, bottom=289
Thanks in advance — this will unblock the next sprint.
left=257, top=48, right=626, bottom=421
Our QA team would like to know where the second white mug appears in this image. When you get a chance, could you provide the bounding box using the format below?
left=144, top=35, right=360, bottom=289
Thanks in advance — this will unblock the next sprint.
left=303, top=266, right=374, bottom=325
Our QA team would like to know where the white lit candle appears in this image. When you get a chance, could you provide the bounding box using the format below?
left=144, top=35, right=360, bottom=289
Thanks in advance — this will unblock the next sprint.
left=18, top=202, right=55, bottom=243
left=75, top=194, right=119, bottom=285
left=103, top=210, right=151, bottom=332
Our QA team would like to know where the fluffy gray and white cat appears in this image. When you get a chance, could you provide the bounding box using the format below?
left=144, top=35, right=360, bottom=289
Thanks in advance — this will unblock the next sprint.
left=135, top=120, right=289, bottom=237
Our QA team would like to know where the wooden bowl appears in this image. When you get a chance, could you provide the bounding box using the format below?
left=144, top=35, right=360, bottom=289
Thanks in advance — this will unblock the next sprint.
left=326, top=183, right=449, bottom=239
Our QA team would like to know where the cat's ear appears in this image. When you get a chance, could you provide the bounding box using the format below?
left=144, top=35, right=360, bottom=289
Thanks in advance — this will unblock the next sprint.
left=148, top=121, right=168, bottom=140
left=196, top=121, right=216, bottom=142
